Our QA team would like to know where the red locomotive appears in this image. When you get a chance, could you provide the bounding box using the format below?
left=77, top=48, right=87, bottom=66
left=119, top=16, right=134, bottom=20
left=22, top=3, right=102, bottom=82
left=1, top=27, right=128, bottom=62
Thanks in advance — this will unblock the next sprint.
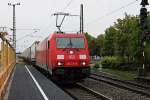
left=22, top=9, right=90, bottom=82
left=36, top=33, right=90, bottom=81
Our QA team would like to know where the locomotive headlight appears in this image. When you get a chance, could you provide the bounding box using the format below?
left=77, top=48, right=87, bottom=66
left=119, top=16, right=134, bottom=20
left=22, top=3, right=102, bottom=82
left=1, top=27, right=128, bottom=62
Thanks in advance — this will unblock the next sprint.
left=79, top=54, right=86, bottom=59
left=80, top=61, right=86, bottom=66
left=70, top=50, right=74, bottom=54
left=82, top=62, right=86, bottom=66
left=57, top=55, right=64, bottom=59
left=58, top=62, right=63, bottom=66
left=58, top=62, right=61, bottom=66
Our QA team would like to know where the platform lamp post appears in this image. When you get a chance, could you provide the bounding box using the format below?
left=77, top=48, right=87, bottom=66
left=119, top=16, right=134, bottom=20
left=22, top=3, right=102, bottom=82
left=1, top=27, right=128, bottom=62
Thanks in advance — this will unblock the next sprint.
left=138, top=0, right=149, bottom=76
left=8, top=2, right=20, bottom=50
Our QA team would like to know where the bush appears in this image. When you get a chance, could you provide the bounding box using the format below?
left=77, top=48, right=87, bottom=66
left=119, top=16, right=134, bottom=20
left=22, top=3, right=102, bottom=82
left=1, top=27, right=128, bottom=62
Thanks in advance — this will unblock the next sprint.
left=93, top=63, right=100, bottom=69
left=100, top=56, right=138, bottom=71
left=100, top=56, right=123, bottom=69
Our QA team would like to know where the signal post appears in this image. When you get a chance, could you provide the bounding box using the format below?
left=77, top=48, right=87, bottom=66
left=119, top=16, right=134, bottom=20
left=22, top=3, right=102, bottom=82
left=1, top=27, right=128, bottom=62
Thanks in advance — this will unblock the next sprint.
left=138, top=0, right=149, bottom=76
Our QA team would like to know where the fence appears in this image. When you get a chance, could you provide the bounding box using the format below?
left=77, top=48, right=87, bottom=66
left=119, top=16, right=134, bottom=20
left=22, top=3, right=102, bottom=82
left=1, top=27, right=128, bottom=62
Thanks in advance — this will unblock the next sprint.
left=0, top=32, right=16, bottom=99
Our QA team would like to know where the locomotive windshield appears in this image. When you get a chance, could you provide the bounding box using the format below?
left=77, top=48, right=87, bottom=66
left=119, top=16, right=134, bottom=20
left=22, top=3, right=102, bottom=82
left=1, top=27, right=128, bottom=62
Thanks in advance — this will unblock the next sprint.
left=56, top=38, right=85, bottom=48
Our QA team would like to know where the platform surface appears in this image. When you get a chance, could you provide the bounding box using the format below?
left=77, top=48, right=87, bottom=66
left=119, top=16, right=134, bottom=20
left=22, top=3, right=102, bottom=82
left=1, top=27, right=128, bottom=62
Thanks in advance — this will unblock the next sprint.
left=6, top=64, right=73, bottom=100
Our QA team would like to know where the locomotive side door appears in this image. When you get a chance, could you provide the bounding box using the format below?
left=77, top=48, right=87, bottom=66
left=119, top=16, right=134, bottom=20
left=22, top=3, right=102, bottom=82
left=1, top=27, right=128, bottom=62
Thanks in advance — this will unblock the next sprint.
left=46, top=39, right=52, bottom=74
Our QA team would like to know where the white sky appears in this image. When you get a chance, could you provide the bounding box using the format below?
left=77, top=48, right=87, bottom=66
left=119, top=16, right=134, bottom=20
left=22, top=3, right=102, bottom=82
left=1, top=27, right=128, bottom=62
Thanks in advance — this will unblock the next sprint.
left=0, top=0, right=147, bottom=52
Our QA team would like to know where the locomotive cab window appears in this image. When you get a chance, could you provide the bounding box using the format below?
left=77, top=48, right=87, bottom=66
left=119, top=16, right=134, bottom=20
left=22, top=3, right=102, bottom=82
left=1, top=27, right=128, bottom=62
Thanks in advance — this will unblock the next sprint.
left=56, top=38, right=85, bottom=48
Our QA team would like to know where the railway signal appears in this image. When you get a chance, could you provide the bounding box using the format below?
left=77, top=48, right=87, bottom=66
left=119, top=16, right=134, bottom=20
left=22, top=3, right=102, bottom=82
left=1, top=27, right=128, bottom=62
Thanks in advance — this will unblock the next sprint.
left=140, top=7, right=148, bottom=29
left=140, top=0, right=149, bottom=6
left=138, top=0, right=149, bottom=76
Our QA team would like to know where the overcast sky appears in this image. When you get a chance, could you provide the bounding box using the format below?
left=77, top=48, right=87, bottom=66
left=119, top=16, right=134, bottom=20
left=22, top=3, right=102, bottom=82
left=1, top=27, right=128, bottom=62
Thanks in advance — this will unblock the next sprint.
left=0, top=0, right=147, bottom=52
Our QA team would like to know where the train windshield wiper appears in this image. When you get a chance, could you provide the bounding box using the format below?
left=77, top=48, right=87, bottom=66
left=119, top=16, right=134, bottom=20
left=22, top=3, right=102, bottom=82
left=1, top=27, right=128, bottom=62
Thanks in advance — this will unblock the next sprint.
left=66, top=38, right=73, bottom=48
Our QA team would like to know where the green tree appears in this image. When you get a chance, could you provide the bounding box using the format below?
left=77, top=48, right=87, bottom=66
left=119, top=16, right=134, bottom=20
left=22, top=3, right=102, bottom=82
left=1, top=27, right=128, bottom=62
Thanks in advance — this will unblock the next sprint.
left=103, top=26, right=116, bottom=56
left=85, top=32, right=95, bottom=56
left=95, top=34, right=105, bottom=56
left=96, top=13, right=141, bottom=64
left=114, top=14, right=140, bottom=62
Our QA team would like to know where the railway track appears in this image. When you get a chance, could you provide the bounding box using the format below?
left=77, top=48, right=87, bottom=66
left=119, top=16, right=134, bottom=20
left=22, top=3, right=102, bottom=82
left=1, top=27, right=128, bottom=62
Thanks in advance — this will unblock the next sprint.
left=60, top=83, right=112, bottom=100
left=90, top=72, right=150, bottom=97
left=91, top=72, right=150, bottom=89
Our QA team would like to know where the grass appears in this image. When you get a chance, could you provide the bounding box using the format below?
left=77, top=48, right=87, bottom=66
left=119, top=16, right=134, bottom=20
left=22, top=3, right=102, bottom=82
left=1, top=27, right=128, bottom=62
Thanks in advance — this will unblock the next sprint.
left=90, top=60, right=138, bottom=80
left=102, top=68, right=138, bottom=80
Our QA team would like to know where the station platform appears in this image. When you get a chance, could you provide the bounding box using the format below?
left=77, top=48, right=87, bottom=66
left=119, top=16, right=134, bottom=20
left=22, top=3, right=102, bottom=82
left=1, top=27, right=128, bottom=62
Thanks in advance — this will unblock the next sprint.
left=5, top=63, right=73, bottom=100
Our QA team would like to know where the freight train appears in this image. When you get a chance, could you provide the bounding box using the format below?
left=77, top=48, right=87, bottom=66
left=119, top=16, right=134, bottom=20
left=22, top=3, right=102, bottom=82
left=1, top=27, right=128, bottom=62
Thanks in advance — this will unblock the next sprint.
left=22, top=41, right=39, bottom=63
left=21, top=33, right=90, bottom=82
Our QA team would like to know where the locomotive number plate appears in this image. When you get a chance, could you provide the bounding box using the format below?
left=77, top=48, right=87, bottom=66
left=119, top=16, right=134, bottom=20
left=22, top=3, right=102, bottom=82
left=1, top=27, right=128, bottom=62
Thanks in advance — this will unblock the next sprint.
left=69, top=55, right=75, bottom=59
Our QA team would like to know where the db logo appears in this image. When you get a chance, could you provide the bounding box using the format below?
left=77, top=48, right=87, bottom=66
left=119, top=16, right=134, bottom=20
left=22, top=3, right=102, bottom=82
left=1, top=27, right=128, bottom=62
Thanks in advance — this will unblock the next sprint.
left=69, top=55, right=75, bottom=59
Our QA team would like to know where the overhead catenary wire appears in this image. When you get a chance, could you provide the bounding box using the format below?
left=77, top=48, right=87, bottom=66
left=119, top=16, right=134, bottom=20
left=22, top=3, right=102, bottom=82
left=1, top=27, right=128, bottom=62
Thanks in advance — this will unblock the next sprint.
left=62, top=0, right=74, bottom=11
left=85, top=0, right=139, bottom=27
left=40, top=0, right=75, bottom=35
left=15, top=28, right=40, bottom=31
left=16, top=31, right=40, bottom=41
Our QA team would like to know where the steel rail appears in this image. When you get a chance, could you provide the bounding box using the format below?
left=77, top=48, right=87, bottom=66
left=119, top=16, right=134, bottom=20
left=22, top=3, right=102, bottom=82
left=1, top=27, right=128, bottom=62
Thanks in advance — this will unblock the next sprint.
left=76, top=83, right=112, bottom=100
left=89, top=73, right=150, bottom=97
